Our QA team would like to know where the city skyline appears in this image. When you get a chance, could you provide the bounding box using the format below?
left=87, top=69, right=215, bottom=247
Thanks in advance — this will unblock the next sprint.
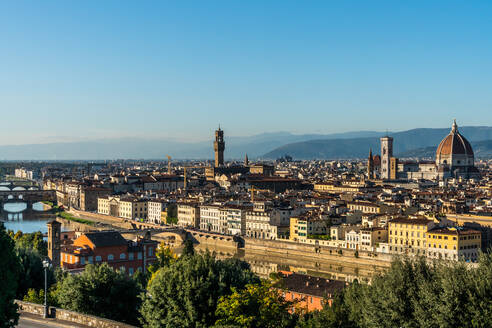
left=1, top=1, right=492, bottom=145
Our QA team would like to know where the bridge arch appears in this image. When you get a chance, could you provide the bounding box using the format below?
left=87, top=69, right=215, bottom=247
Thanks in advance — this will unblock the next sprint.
left=153, top=231, right=186, bottom=244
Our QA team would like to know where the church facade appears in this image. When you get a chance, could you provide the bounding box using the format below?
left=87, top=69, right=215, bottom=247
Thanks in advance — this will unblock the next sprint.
left=367, top=120, right=480, bottom=181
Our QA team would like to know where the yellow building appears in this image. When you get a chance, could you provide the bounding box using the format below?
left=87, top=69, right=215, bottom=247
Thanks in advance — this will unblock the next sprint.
left=426, top=227, right=481, bottom=261
left=97, top=196, right=147, bottom=220
left=290, top=216, right=328, bottom=242
left=388, top=217, right=435, bottom=255
left=290, top=217, right=306, bottom=241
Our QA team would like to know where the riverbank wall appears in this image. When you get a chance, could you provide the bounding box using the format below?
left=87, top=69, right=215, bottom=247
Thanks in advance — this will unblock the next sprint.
left=244, top=237, right=393, bottom=268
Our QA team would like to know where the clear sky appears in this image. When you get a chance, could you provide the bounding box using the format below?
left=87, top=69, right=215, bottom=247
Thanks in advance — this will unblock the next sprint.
left=0, top=1, right=491, bottom=145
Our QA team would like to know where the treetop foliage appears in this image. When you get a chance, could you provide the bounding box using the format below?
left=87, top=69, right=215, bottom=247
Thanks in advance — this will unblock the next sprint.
left=140, top=252, right=260, bottom=328
left=0, top=224, right=20, bottom=328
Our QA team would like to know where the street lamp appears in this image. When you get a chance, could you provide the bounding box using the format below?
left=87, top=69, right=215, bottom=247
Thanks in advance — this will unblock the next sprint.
left=42, top=259, right=50, bottom=318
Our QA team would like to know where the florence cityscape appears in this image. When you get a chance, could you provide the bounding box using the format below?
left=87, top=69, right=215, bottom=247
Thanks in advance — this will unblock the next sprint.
left=1, top=1, right=492, bottom=328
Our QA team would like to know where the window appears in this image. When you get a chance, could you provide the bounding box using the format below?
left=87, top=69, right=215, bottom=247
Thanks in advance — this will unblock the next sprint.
left=138, top=252, right=142, bottom=260
left=88, top=256, right=93, bottom=264
left=129, top=268, right=134, bottom=275
left=96, top=256, right=102, bottom=262
left=120, top=253, right=126, bottom=260
left=108, top=254, right=114, bottom=261
left=80, top=257, right=85, bottom=265
left=148, top=248, right=153, bottom=256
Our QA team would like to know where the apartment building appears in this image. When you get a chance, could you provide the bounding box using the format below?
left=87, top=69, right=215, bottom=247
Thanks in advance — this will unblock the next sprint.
left=388, top=217, right=435, bottom=255
left=97, top=196, right=147, bottom=220
left=177, top=203, right=200, bottom=228
left=426, top=227, right=481, bottom=261
left=199, top=204, right=226, bottom=234
left=148, top=200, right=167, bottom=224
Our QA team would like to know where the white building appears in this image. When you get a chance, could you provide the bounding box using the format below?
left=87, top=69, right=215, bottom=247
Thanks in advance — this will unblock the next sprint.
left=148, top=200, right=167, bottom=224
left=199, top=204, right=226, bottom=234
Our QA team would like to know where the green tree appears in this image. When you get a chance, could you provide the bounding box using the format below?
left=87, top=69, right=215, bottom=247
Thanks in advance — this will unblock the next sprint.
left=15, top=247, right=55, bottom=299
left=182, top=239, right=195, bottom=257
left=147, top=242, right=178, bottom=275
left=140, top=252, right=260, bottom=328
left=12, top=231, right=47, bottom=256
left=296, top=291, right=357, bottom=328
left=23, top=288, right=57, bottom=306
left=166, top=204, right=178, bottom=224
left=0, top=224, right=20, bottom=328
left=215, top=281, right=295, bottom=328
left=54, top=263, right=142, bottom=325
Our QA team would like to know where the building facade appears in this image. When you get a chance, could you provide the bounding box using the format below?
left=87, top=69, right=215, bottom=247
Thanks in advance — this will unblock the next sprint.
left=177, top=203, right=200, bottom=228
left=60, top=231, right=157, bottom=275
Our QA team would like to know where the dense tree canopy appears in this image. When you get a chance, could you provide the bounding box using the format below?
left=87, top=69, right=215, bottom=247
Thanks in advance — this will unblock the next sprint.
left=140, top=252, right=260, bottom=328
left=215, top=281, right=295, bottom=328
left=0, top=224, right=20, bottom=328
left=54, top=263, right=142, bottom=325
left=9, top=230, right=47, bottom=256
left=298, top=254, right=492, bottom=328
left=15, top=246, right=55, bottom=299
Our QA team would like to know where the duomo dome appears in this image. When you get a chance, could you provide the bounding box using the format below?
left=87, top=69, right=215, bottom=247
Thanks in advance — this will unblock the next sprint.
left=436, top=120, right=474, bottom=168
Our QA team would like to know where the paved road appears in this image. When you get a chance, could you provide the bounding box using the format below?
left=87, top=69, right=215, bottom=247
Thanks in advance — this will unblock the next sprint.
left=17, top=313, right=89, bottom=328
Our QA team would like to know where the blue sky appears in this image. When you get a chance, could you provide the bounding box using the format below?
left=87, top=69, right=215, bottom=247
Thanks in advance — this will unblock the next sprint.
left=0, top=1, right=491, bottom=145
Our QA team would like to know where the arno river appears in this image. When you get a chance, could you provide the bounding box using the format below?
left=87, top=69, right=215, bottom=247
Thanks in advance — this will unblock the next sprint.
left=1, top=202, right=55, bottom=233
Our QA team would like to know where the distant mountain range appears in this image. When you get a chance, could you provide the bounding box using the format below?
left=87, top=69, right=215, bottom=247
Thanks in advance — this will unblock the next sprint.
left=263, top=126, right=492, bottom=159
left=0, top=131, right=383, bottom=160
left=398, top=140, right=492, bottom=159
left=1, top=127, right=491, bottom=160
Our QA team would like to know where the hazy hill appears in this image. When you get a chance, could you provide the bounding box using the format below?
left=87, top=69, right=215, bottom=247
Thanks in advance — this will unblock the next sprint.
left=263, top=126, right=492, bottom=159
left=399, top=140, right=492, bottom=159
left=0, top=131, right=382, bottom=160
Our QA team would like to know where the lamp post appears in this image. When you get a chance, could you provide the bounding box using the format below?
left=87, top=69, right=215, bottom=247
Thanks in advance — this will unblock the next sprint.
left=42, top=259, right=50, bottom=318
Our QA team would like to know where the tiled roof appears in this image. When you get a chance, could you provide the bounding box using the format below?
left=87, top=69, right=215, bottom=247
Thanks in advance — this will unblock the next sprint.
left=280, top=272, right=346, bottom=297
left=84, top=231, right=127, bottom=248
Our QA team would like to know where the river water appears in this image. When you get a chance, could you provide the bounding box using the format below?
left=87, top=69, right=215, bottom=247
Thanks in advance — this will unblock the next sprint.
left=1, top=202, right=55, bottom=233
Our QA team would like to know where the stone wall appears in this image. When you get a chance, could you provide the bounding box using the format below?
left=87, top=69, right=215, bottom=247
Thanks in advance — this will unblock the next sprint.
left=16, top=300, right=45, bottom=316
left=244, top=237, right=393, bottom=267
left=15, top=300, right=136, bottom=328
left=187, top=230, right=239, bottom=249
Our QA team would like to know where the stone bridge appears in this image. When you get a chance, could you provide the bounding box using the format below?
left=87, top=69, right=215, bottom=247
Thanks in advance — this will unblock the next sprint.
left=119, top=226, right=240, bottom=249
left=0, top=181, right=40, bottom=190
left=0, top=190, right=56, bottom=207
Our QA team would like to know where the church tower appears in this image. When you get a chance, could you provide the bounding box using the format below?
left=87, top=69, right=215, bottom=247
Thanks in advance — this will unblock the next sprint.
left=47, top=220, right=61, bottom=268
left=380, top=135, right=393, bottom=180
left=367, top=149, right=374, bottom=179
left=214, top=126, right=225, bottom=167
left=245, top=154, right=249, bottom=166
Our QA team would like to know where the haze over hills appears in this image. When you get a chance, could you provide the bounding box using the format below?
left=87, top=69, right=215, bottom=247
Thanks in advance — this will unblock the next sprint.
left=0, top=131, right=383, bottom=160
left=1, top=127, right=491, bottom=160
left=263, top=126, right=492, bottom=160
left=398, top=140, right=492, bottom=159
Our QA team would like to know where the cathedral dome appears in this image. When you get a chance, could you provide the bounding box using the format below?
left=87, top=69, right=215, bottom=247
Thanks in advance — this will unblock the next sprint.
left=435, top=120, right=474, bottom=167
left=436, top=120, right=473, bottom=157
